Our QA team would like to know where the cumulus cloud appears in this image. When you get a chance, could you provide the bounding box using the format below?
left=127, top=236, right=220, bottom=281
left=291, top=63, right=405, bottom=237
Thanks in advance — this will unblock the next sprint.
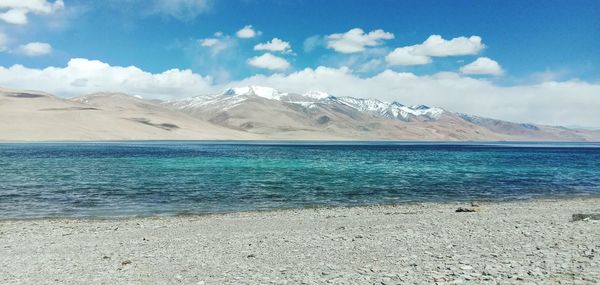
left=148, top=0, right=211, bottom=21
left=236, top=25, right=259, bottom=39
left=327, top=28, right=394, bottom=53
left=0, top=58, right=213, bottom=99
left=416, top=35, right=484, bottom=57
left=0, top=0, right=64, bottom=25
left=17, top=42, right=52, bottom=56
left=386, top=35, right=485, bottom=66
left=460, top=57, right=503, bottom=76
left=254, top=38, right=291, bottom=53
left=1, top=58, right=599, bottom=128
left=247, top=53, right=290, bottom=71
left=385, top=46, right=432, bottom=66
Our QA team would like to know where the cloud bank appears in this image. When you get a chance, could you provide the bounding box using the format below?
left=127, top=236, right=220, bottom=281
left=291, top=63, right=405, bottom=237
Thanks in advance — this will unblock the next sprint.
left=0, top=58, right=599, bottom=127
left=0, top=58, right=213, bottom=99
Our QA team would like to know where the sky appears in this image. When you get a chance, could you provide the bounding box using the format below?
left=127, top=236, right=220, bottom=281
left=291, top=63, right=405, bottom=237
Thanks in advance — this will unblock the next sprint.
left=0, top=0, right=599, bottom=127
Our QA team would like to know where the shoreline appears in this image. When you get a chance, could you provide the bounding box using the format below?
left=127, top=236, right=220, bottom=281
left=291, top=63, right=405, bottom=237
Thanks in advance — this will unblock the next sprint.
left=2, top=139, right=600, bottom=144
left=3, top=194, right=600, bottom=222
left=2, top=198, right=599, bottom=284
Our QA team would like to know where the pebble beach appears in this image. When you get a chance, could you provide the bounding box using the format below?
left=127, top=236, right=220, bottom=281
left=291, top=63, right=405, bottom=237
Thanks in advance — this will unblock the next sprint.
left=1, top=198, right=599, bottom=284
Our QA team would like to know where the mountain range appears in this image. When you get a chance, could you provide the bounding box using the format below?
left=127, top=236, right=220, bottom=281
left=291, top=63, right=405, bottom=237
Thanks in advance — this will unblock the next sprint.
left=1, top=86, right=599, bottom=141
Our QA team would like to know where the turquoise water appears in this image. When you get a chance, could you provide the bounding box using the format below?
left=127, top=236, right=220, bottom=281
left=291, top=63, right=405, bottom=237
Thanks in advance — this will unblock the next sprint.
left=1, top=141, right=600, bottom=219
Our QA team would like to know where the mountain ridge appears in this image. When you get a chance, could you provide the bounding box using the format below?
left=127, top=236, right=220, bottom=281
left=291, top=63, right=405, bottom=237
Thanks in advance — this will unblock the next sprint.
left=163, top=85, right=600, bottom=141
left=1, top=86, right=599, bottom=141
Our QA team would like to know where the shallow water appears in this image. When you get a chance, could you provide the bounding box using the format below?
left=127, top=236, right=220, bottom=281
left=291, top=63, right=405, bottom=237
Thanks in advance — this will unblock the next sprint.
left=1, top=141, right=599, bottom=219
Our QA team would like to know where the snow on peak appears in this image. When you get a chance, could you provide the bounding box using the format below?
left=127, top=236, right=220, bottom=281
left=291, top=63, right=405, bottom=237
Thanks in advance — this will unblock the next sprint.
left=335, top=97, right=444, bottom=120
left=392, top=103, right=444, bottom=119
left=337, top=97, right=392, bottom=114
left=170, top=85, right=446, bottom=121
left=222, top=86, right=283, bottom=100
left=302, top=90, right=333, bottom=100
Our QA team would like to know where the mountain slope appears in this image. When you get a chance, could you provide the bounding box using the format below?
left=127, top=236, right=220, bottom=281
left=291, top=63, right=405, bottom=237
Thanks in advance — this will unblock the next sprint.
left=0, top=88, right=256, bottom=141
left=2, top=86, right=598, bottom=141
left=165, top=85, right=600, bottom=141
left=165, top=86, right=502, bottom=140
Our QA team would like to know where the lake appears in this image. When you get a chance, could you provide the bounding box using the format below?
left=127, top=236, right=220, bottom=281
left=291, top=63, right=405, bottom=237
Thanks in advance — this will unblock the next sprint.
left=1, top=141, right=599, bottom=219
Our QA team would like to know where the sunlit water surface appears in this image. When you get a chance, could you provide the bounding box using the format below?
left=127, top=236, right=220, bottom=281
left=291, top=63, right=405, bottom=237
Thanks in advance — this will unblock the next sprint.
left=1, top=141, right=599, bottom=219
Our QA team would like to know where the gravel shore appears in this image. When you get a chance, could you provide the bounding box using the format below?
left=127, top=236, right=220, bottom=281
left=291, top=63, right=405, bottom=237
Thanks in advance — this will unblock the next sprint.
left=1, top=198, right=599, bottom=284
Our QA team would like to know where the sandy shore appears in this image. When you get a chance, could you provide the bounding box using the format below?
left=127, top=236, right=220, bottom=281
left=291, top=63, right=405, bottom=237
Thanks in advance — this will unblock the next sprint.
left=1, top=198, right=599, bottom=284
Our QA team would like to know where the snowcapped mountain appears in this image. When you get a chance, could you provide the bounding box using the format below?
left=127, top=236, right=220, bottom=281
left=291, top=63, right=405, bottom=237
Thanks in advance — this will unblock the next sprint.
left=168, top=85, right=446, bottom=122
left=222, top=86, right=283, bottom=100
left=334, top=97, right=444, bottom=121
left=159, top=85, right=600, bottom=141
left=2, top=85, right=599, bottom=141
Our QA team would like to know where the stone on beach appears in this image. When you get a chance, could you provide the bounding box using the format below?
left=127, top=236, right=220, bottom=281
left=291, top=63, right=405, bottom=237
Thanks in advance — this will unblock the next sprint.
left=572, top=213, right=600, bottom=221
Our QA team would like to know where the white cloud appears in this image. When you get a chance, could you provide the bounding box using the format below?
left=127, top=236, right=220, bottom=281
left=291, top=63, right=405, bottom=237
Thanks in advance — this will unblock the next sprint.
left=416, top=35, right=484, bottom=57
left=0, top=32, right=8, bottom=52
left=385, top=46, right=432, bottom=66
left=236, top=25, right=259, bottom=39
left=17, top=42, right=52, bottom=56
left=1, top=59, right=599, bottom=128
left=254, top=38, right=291, bottom=53
left=247, top=53, right=290, bottom=71
left=0, top=9, right=27, bottom=25
left=148, top=0, right=211, bottom=21
left=460, top=57, right=503, bottom=76
left=0, top=58, right=213, bottom=99
left=386, top=35, right=485, bottom=66
left=0, top=0, right=64, bottom=25
left=326, top=28, right=394, bottom=53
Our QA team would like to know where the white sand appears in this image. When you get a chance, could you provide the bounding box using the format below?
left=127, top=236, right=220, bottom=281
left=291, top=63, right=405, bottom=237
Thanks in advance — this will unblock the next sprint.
left=1, top=198, right=599, bottom=284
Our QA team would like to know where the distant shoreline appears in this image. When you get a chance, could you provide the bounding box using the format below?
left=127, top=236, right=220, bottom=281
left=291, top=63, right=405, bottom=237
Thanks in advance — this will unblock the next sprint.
left=1, top=139, right=600, bottom=144
left=2, top=198, right=599, bottom=284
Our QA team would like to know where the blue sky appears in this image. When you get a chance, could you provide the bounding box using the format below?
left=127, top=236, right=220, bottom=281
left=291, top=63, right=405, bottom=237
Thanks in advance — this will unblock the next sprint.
left=0, top=0, right=599, bottom=127
left=1, top=0, right=599, bottom=81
